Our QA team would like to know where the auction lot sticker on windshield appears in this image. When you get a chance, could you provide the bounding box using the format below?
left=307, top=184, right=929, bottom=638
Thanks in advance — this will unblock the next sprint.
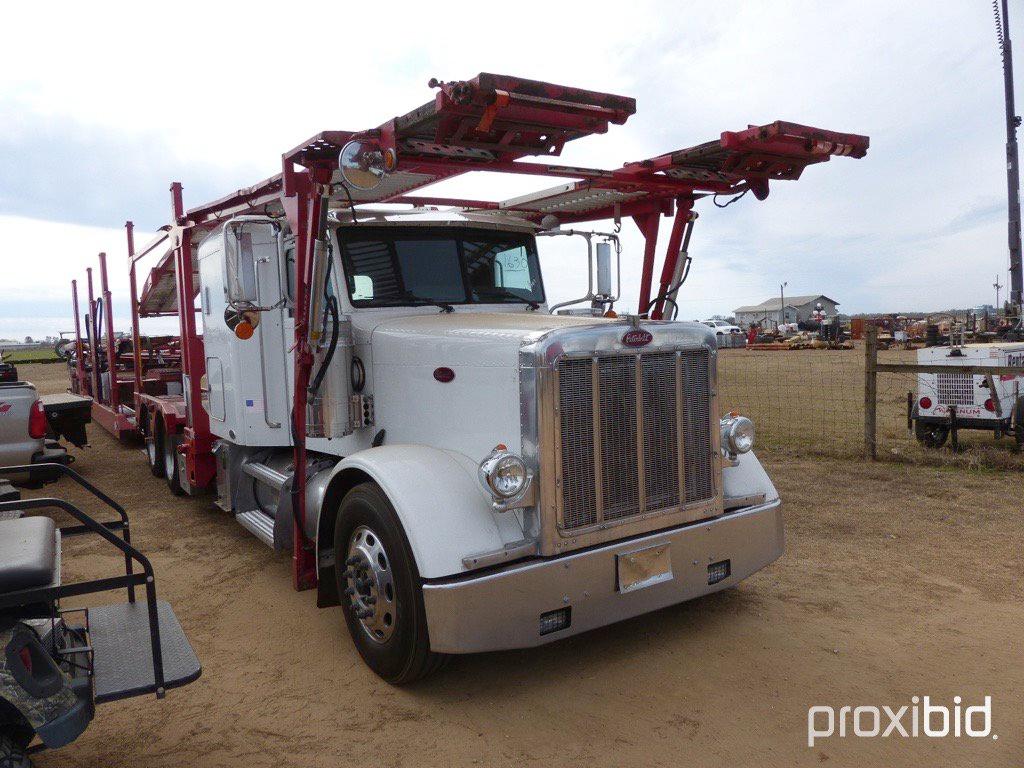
left=617, top=544, right=672, bottom=593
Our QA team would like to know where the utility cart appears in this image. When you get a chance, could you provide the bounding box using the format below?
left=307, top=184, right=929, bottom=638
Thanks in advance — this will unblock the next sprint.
left=0, top=465, right=199, bottom=767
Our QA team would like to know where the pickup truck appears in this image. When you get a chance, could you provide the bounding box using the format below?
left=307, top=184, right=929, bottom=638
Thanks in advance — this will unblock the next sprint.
left=0, top=381, right=91, bottom=492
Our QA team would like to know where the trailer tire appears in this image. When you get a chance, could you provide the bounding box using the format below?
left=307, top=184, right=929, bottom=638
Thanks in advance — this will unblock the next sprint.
left=0, top=733, right=30, bottom=768
left=332, top=482, right=448, bottom=684
left=146, top=412, right=164, bottom=478
left=914, top=420, right=949, bottom=449
left=163, top=431, right=184, bottom=496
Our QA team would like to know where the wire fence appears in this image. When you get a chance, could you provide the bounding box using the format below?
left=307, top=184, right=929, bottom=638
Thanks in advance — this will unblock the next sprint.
left=717, top=342, right=1024, bottom=470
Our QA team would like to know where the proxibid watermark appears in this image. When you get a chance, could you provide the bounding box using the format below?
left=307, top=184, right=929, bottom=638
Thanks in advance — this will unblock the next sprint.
left=807, top=696, right=996, bottom=747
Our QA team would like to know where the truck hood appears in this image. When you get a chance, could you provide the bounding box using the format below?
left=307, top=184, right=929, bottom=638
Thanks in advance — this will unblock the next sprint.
left=367, top=311, right=614, bottom=367
left=361, top=309, right=716, bottom=469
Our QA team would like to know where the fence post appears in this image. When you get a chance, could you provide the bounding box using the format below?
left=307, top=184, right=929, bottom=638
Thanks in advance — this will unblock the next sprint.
left=864, top=324, right=878, bottom=460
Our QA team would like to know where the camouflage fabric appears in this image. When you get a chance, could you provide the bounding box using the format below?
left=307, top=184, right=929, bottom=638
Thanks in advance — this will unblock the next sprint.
left=0, top=623, right=77, bottom=731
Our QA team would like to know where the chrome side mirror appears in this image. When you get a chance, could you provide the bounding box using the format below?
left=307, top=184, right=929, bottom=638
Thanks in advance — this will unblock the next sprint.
left=595, top=241, right=613, bottom=298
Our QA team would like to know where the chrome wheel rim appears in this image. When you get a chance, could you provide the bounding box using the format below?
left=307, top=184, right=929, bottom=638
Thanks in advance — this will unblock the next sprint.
left=146, top=439, right=156, bottom=466
left=163, top=440, right=175, bottom=479
left=345, top=525, right=396, bottom=643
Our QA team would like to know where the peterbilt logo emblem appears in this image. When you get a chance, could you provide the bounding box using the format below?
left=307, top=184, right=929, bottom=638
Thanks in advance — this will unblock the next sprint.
left=622, top=329, right=653, bottom=347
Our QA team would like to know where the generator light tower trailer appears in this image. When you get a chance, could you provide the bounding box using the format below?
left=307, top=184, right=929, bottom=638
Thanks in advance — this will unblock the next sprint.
left=115, top=74, right=867, bottom=682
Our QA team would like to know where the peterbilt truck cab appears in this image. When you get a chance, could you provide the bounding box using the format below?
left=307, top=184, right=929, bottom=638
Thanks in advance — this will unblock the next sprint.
left=197, top=207, right=780, bottom=682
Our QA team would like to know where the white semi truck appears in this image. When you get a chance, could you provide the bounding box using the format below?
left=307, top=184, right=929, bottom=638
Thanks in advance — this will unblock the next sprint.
left=97, top=74, right=867, bottom=682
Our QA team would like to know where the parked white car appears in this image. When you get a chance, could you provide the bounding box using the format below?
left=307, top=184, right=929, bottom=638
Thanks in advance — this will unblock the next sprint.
left=700, top=320, right=742, bottom=335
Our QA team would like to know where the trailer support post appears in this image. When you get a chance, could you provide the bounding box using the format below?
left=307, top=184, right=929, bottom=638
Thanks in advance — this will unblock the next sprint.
left=633, top=212, right=661, bottom=317
left=282, top=164, right=322, bottom=592
left=71, top=280, right=86, bottom=394
left=86, top=267, right=100, bottom=401
left=651, top=203, right=692, bottom=320
left=99, top=252, right=119, bottom=416
left=126, top=222, right=144, bottom=399
left=171, top=183, right=216, bottom=491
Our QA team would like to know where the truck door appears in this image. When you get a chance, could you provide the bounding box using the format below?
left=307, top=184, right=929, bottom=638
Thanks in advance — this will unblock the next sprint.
left=227, top=220, right=291, bottom=441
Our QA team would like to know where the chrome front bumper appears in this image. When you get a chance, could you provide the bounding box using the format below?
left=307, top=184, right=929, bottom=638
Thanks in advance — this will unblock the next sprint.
left=422, top=498, right=783, bottom=654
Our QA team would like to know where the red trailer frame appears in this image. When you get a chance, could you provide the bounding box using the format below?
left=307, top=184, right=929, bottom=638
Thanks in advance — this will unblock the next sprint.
left=68, top=240, right=185, bottom=443
left=123, top=73, right=867, bottom=591
left=67, top=253, right=137, bottom=440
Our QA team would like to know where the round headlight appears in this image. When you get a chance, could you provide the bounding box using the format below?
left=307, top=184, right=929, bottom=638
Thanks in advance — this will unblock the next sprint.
left=722, top=415, right=755, bottom=455
left=480, top=451, right=529, bottom=499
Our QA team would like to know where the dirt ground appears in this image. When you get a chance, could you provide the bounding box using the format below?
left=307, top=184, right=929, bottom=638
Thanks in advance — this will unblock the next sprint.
left=16, top=362, right=1024, bottom=767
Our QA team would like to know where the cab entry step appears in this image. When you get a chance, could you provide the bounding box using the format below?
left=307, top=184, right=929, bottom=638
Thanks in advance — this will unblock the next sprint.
left=89, top=600, right=201, bottom=703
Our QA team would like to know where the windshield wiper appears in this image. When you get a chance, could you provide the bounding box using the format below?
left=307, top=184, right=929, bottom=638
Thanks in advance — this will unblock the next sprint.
left=475, top=287, right=540, bottom=310
left=375, top=291, right=454, bottom=313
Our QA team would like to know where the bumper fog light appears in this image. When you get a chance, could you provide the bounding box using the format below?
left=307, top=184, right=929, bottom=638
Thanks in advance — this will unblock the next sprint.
left=539, top=607, right=571, bottom=636
left=707, top=559, right=731, bottom=585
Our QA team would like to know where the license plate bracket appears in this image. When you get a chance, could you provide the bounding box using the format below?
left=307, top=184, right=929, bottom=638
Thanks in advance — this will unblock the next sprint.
left=616, top=543, right=673, bottom=593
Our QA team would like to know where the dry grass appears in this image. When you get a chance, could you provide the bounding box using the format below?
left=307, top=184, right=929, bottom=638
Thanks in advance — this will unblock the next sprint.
left=2, top=346, right=60, bottom=363
left=719, top=345, right=1024, bottom=470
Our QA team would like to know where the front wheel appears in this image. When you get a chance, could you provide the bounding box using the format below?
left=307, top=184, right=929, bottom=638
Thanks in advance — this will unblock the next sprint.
left=0, top=733, right=30, bottom=768
left=332, top=483, right=447, bottom=684
left=914, top=420, right=949, bottom=449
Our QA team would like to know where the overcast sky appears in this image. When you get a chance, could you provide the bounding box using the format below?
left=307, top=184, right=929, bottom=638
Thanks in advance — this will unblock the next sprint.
left=0, top=0, right=1017, bottom=339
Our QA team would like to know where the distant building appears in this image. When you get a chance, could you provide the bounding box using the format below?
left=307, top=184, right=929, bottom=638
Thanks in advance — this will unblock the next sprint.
left=733, top=294, right=840, bottom=327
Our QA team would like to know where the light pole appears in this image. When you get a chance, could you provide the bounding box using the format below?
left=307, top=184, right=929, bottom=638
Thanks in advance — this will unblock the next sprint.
left=995, top=0, right=1023, bottom=313
left=779, top=281, right=787, bottom=328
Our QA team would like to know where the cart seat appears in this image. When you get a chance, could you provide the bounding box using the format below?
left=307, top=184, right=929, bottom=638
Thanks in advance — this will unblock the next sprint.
left=0, top=516, right=57, bottom=593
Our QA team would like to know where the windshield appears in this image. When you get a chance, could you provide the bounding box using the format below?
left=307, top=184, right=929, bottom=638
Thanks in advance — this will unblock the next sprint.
left=337, top=226, right=545, bottom=308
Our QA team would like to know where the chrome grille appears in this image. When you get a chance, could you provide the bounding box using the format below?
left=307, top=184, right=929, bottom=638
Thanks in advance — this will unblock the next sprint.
left=558, top=358, right=596, bottom=529
left=599, top=356, right=639, bottom=520
left=556, top=348, right=714, bottom=532
left=642, top=353, right=680, bottom=510
left=936, top=373, right=974, bottom=406
left=681, top=349, right=715, bottom=501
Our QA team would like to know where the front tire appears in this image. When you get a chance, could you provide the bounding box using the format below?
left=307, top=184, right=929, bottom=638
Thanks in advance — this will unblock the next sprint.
left=332, top=483, right=447, bottom=684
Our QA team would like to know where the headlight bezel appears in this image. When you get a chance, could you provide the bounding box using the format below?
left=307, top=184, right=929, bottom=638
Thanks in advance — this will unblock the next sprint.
left=721, top=414, right=755, bottom=459
left=478, top=446, right=533, bottom=508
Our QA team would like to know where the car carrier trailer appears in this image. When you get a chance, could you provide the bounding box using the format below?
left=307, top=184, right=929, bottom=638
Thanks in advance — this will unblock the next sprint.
left=63, top=252, right=184, bottom=444
left=80, top=73, right=867, bottom=682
